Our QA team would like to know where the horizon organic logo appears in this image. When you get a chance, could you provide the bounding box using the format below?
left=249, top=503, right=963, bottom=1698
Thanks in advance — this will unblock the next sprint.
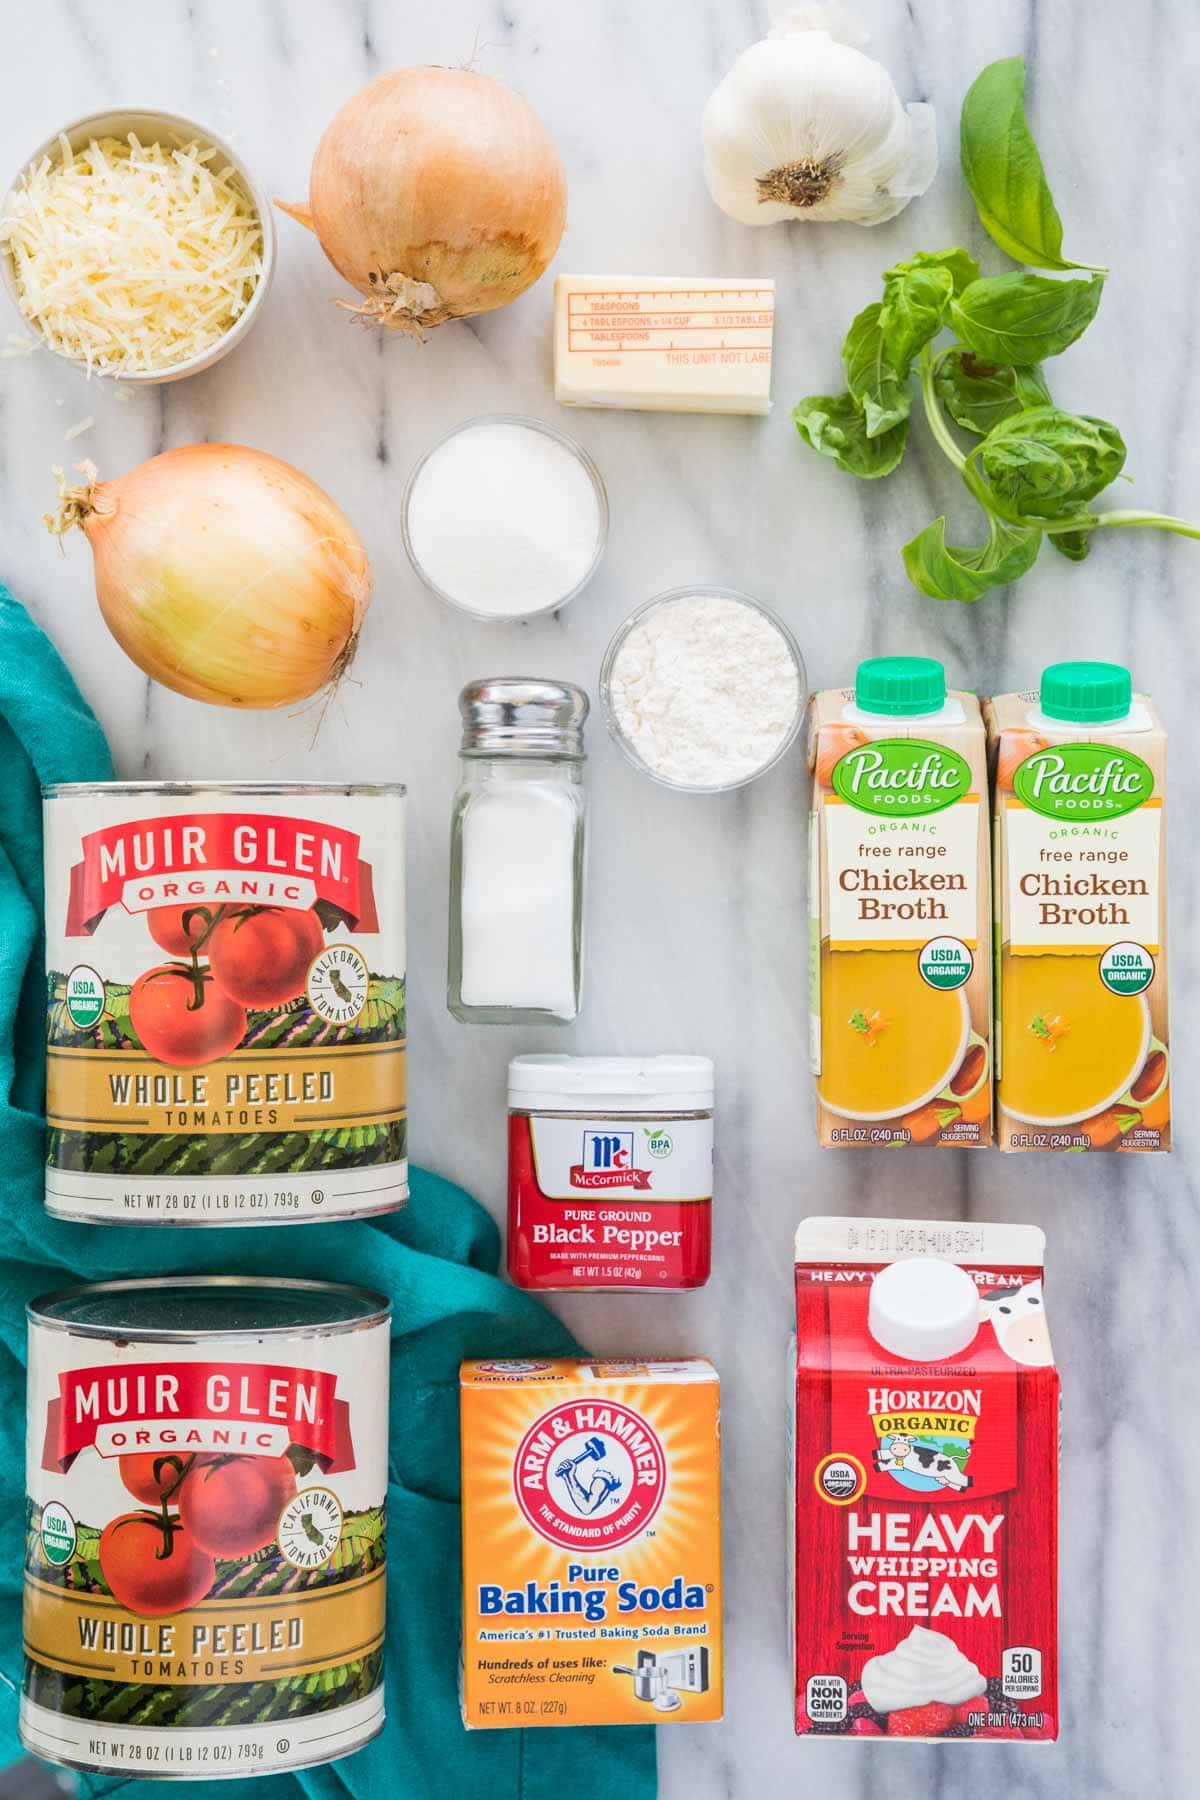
left=1013, top=744, right=1154, bottom=821
left=832, top=739, right=972, bottom=818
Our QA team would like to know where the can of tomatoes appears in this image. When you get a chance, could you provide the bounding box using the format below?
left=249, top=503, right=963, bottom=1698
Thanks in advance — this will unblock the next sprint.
left=22, top=1276, right=390, bottom=1781
left=42, top=782, right=407, bottom=1226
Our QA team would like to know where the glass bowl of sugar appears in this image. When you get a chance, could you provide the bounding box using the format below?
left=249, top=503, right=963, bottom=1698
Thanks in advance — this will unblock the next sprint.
left=600, top=586, right=807, bottom=792
left=401, top=414, right=609, bottom=621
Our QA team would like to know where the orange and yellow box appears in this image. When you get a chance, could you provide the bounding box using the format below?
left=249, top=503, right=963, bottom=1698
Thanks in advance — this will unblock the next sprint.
left=459, top=1357, right=723, bottom=1727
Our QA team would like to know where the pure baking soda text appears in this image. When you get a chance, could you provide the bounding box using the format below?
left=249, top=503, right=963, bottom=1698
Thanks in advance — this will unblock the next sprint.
left=460, top=1358, right=722, bottom=1727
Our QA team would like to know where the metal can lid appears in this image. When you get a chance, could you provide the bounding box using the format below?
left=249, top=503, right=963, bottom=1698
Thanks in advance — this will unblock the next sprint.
left=28, top=1276, right=390, bottom=1341
left=508, top=1053, right=714, bottom=1114
left=460, top=678, right=589, bottom=757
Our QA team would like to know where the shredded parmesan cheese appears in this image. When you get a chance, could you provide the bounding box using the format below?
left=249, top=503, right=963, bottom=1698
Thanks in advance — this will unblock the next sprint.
left=0, top=133, right=263, bottom=375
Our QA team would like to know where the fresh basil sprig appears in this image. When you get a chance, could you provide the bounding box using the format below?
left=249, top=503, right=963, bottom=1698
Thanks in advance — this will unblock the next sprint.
left=791, top=55, right=1200, bottom=603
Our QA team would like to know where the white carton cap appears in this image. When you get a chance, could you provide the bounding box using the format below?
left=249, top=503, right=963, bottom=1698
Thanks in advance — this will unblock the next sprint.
left=507, top=1054, right=714, bottom=1114
left=868, top=1258, right=980, bottom=1362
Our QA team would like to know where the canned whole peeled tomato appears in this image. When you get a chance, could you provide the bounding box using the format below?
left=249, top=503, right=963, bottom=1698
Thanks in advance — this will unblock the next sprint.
left=43, top=782, right=406, bottom=1225
left=22, top=1277, right=390, bottom=1780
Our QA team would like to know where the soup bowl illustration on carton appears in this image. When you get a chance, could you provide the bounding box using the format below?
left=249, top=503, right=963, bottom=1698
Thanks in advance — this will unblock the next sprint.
left=987, top=663, right=1170, bottom=1152
left=808, top=660, right=994, bottom=1149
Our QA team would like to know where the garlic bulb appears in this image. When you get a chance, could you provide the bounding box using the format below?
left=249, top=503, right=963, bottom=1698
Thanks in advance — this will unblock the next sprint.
left=703, top=3, right=937, bottom=228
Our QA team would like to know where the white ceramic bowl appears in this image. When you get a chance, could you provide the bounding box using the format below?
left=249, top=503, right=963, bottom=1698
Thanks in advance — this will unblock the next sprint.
left=1, top=107, right=276, bottom=383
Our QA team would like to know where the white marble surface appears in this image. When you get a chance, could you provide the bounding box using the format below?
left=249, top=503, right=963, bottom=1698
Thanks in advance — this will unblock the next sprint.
left=2, top=3, right=1198, bottom=1796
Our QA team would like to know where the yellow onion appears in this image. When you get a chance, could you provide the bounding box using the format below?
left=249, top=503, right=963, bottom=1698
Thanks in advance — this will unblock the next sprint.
left=279, top=67, right=567, bottom=336
left=48, top=444, right=372, bottom=708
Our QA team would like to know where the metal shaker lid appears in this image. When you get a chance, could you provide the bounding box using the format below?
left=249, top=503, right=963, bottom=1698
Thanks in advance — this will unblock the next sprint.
left=459, top=677, right=589, bottom=756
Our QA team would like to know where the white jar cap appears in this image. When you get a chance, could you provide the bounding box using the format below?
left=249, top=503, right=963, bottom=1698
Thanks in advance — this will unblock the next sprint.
left=868, top=1258, right=980, bottom=1362
left=508, top=1054, right=713, bottom=1114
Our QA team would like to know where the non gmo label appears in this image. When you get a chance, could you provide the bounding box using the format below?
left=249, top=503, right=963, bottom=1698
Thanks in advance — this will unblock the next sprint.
left=805, top=1675, right=848, bottom=1724
left=1099, top=941, right=1155, bottom=996
left=919, top=936, right=973, bottom=991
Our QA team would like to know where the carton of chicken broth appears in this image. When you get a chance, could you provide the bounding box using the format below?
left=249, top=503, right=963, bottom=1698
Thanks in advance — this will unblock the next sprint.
left=792, top=1218, right=1058, bottom=1743
left=986, top=663, right=1169, bottom=1152
left=459, top=1358, right=722, bottom=1727
left=808, top=658, right=992, bottom=1150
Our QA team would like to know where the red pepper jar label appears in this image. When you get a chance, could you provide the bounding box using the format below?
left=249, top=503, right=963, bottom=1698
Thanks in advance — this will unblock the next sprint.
left=507, top=1112, right=712, bottom=1290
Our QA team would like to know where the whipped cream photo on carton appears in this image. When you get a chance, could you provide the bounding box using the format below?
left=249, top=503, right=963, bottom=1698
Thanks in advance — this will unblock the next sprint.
left=985, top=662, right=1169, bottom=1153
left=791, top=1218, right=1058, bottom=1743
left=808, top=658, right=992, bottom=1150
left=459, top=1358, right=722, bottom=1728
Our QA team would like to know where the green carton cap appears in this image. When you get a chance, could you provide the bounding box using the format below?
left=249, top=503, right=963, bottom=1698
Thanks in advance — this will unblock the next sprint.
left=1040, top=660, right=1132, bottom=722
left=855, top=656, right=946, bottom=716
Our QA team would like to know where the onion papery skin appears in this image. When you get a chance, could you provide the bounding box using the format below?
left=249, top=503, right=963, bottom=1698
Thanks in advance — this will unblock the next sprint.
left=303, top=67, right=568, bottom=332
left=76, top=445, right=372, bottom=708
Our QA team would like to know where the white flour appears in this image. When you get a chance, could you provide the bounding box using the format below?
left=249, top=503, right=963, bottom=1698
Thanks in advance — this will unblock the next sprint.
left=606, top=592, right=801, bottom=787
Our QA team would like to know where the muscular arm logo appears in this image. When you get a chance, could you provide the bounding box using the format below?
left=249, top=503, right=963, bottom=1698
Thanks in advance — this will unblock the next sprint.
left=553, top=1436, right=623, bottom=1515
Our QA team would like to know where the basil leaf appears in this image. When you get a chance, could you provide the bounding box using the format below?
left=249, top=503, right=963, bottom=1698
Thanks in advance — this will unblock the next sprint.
left=841, top=303, right=911, bottom=437
left=793, top=392, right=910, bottom=479
left=950, top=272, right=1104, bottom=365
left=1051, top=529, right=1093, bottom=562
left=903, top=513, right=1042, bottom=601
left=888, top=247, right=982, bottom=297
left=879, top=265, right=954, bottom=372
left=980, top=405, right=1126, bottom=519
left=961, top=57, right=1101, bottom=272
left=935, top=351, right=1052, bottom=436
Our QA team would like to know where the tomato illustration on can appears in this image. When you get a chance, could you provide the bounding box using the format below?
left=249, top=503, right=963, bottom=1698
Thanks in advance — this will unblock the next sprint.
left=43, top=783, right=407, bottom=1226
left=23, top=1276, right=390, bottom=1781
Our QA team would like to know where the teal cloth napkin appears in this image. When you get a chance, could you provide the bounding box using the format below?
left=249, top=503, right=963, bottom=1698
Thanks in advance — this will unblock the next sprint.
left=0, top=587, right=657, bottom=1799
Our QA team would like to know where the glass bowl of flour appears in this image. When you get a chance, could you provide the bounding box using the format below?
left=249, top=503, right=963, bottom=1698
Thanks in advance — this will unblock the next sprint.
left=600, top=586, right=806, bottom=792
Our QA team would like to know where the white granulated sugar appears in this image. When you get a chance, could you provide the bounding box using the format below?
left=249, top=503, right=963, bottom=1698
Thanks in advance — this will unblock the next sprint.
left=608, top=594, right=801, bottom=787
left=406, top=421, right=602, bottom=618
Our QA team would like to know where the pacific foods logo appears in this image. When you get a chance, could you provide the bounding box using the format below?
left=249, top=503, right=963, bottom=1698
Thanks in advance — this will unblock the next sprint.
left=1013, top=744, right=1154, bottom=820
left=832, top=739, right=971, bottom=818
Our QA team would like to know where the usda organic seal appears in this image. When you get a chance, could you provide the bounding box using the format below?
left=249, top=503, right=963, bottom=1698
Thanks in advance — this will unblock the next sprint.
left=40, top=1501, right=76, bottom=1567
left=918, top=936, right=973, bottom=992
left=1099, top=941, right=1155, bottom=996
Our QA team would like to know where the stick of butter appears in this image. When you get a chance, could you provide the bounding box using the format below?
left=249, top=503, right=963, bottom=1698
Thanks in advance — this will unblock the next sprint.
left=553, top=275, right=774, bottom=416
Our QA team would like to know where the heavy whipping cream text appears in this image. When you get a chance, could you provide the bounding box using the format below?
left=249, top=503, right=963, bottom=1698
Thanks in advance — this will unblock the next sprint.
left=792, top=1219, right=1058, bottom=1742
left=44, top=784, right=407, bottom=1224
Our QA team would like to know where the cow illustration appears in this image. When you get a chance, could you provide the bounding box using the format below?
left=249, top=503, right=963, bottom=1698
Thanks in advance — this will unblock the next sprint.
left=979, top=1279, right=1053, bottom=1367
left=874, top=1433, right=972, bottom=1492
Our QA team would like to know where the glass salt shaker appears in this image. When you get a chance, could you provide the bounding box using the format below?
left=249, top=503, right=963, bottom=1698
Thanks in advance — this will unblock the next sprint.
left=448, top=677, right=589, bottom=1024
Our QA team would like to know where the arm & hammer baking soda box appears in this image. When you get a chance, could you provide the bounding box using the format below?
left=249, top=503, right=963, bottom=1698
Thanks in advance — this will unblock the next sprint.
left=460, top=1358, right=722, bottom=1726
left=792, top=1218, right=1058, bottom=1742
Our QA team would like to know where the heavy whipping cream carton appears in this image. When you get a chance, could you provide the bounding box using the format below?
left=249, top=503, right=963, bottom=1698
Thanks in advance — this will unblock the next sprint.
left=459, top=1358, right=722, bottom=1727
left=791, top=1218, right=1058, bottom=1743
